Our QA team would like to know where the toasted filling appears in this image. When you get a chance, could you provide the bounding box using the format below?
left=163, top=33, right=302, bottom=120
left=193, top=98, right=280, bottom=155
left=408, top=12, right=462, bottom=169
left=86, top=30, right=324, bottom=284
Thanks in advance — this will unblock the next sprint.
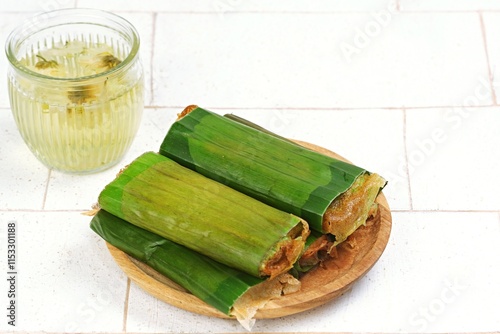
left=177, top=104, right=198, bottom=119
left=298, top=234, right=336, bottom=268
left=231, top=272, right=301, bottom=330
left=323, top=173, right=386, bottom=245
left=260, top=219, right=310, bottom=279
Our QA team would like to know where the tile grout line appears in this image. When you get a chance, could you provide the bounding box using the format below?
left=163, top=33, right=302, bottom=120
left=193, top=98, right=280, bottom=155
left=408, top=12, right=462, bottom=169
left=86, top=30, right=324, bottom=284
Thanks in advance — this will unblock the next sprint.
left=122, top=278, right=131, bottom=332
left=7, top=8, right=500, bottom=15
left=41, top=169, right=52, bottom=210
left=402, top=108, right=414, bottom=210
left=478, top=11, right=498, bottom=105
left=141, top=104, right=498, bottom=111
left=0, top=208, right=89, bottom=213
left=394, top=9, right=500, bottom=13
left=1, top=103, right=498, bottom=112
left=391, top=209, right=500, bottom=213
left=107, top=9, right=500, bottom=14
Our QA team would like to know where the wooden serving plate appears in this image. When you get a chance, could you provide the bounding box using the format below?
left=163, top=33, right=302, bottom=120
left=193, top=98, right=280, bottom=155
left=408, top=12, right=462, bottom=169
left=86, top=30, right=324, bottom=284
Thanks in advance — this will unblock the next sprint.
left=106, top=141, right=392, bottom=319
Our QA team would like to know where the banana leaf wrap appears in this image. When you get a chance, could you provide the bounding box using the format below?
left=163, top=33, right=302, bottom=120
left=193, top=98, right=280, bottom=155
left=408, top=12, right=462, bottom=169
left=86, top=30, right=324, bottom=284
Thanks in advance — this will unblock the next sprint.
left=98, top=152, right=309, bottom=278
left=90, top=209, right=264, bottom=315
left=159, top=106, right=386, bottom=241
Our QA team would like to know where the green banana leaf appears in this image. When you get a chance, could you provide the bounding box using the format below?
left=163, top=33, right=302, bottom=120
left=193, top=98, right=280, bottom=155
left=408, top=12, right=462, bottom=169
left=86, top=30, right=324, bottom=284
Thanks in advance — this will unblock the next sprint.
left=90, top=209, right=264, bottom=315
left=159, top=106, right=368, bottom=233
left=98, top=152, right=308, bottom=278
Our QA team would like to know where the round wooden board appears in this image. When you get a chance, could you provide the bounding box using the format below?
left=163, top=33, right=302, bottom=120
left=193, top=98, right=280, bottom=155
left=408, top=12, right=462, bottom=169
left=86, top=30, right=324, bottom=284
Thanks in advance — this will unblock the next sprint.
left=106, top=141, right=392, bottom=319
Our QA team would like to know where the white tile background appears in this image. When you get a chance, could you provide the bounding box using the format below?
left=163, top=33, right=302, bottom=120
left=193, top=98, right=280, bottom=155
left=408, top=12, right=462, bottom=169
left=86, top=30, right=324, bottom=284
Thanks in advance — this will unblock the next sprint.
left=1, top=1, right=499, bottom=333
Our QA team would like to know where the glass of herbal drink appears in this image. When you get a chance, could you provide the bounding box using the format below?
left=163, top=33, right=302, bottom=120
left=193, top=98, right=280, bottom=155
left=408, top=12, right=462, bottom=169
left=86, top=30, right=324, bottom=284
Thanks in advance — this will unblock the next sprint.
left=5, top=9, right=144, bottom=173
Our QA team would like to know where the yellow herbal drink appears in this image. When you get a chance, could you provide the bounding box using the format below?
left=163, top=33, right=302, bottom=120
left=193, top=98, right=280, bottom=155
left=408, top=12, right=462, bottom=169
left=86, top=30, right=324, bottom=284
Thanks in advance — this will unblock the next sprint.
left=6, top=9, right=144, bottom=173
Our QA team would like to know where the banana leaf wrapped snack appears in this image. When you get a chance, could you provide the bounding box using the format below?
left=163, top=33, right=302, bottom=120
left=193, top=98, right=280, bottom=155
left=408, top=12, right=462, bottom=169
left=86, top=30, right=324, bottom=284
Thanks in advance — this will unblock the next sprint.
left=98, top=151, right=309, bottom=279
left=88, top=105, right=390, bottom=330
left=159, top=106, right=387, bottom=246
left=90, top=210, right=300, bottom=330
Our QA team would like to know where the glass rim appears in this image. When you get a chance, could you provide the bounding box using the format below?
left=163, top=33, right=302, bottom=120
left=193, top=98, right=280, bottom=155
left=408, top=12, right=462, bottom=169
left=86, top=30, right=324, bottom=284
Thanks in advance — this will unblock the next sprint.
left=4, top=8, right=141, bottom=82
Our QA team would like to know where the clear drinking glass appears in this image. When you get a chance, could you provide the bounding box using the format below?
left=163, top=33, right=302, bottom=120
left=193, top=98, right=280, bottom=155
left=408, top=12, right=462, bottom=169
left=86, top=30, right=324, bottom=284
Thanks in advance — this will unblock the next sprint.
left=5, top=9, right=144, bottom=173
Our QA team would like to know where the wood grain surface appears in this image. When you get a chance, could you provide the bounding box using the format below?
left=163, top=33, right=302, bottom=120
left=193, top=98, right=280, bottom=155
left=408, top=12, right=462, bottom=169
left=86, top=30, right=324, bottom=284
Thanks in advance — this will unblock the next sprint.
left=106, top=141, right=392, bottom=319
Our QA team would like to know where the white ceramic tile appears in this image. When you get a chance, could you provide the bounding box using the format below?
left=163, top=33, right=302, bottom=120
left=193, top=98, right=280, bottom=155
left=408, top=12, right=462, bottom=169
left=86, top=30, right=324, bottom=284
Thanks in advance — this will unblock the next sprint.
left=216, top=108, right=410, bottom=210
left=328, top=211, right=500, bottom=333
left=126, top=282, right=243, bottom=333
left=152, top=12, right=489, bottom=109
left=126, top=273, right=354, bottom=333
left=43, top=108, right=178, bottom=210
left=77, top=0, right=396, bottom=13
left=0, top=0, right=76, bottom=12
left=125, top=211, right=500, bottom=333
left=1, top=4, right=499, bottom=333
left=0, top=211, right=127, bottom=333
left=406, top=107, right=500, bottom=211
left=482, top=13, right=500, bottom=103
left=0, top=109, right=48, bottom=210
left=400, top=0, right=500, bottom=11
